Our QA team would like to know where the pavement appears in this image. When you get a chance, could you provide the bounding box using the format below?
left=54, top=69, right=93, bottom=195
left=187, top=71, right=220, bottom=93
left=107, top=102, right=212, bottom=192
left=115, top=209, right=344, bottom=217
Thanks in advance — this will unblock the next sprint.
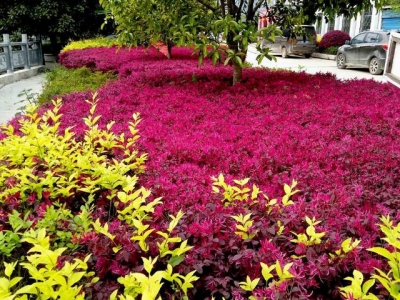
left=0, top=45, right=389, bottom=126
left=246, top=44, right=388, bottom=83
left=0, top=73, right=46, bottom=125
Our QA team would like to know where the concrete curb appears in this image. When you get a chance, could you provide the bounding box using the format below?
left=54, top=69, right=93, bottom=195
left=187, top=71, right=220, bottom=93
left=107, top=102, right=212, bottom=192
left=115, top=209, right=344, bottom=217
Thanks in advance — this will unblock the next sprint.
left=0, top=66, right=44, bottom=87
left=312, top=53, right=336, bottom=60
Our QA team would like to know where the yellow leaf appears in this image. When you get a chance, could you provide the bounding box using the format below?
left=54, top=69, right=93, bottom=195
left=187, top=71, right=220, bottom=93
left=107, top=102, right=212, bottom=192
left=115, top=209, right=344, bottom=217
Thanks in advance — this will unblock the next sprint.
left=4, top=262, right=16, bottom=278
left=212, top=186, right=220, bottom=193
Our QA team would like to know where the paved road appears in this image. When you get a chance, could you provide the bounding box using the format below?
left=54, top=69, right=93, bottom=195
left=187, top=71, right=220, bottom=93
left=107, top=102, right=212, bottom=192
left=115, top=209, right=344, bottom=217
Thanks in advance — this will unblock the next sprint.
left=246, top=44, right=387, bottom=83
left=0, top=74, right=46, bottom=125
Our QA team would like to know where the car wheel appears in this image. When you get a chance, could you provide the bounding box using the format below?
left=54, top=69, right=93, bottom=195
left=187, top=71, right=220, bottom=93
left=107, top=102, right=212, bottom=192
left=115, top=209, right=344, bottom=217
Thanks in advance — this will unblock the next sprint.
left=336, top=53, right=346, bottom=69
left=281, top=47, right=288, bottom=58
left=304, top=53, right=311, bottom=58
left=369, top=57, right=383, bottom=75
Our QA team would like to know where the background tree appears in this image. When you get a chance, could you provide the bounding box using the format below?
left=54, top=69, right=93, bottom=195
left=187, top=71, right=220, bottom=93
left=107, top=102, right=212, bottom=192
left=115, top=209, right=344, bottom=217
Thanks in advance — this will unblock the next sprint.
left=100, top=0, right=216, bottom=58
left=100, top=0, right=386, bottom=84
left=386, top=0, right=400, bottom=12
left=0, top=0, right=110, bottom=54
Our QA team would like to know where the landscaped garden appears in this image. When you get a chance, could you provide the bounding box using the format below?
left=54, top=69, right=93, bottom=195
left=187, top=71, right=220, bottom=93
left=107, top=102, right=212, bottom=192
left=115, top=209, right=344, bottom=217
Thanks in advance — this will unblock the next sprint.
left=1, top=43, right=400, bottom=299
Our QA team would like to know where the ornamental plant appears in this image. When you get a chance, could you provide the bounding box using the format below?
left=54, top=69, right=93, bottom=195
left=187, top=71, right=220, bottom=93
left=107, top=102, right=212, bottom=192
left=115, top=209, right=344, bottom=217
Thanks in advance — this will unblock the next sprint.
left=319, top=30, right=351, bottom=50
left=49, top=45, right=400, bottom=298
left=0, top=95, right=199, bottom=299
left=3, top=45, right=400, bottom=298
left=61, top=37, right=121, bottom=53
left=341, top=216, right=400, bottom=300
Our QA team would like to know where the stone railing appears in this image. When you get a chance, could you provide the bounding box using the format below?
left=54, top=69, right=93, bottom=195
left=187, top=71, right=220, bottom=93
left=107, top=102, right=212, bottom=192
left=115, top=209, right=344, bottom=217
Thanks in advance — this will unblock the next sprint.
left=0, top=34, right=43, bottom=74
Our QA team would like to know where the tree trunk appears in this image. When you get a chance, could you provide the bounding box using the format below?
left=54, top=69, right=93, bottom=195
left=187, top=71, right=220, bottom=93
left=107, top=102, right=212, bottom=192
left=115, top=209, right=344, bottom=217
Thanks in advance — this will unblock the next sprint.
left=232, top=61, right=243, bottom=85
left=167, top=40, right=173, bottom=59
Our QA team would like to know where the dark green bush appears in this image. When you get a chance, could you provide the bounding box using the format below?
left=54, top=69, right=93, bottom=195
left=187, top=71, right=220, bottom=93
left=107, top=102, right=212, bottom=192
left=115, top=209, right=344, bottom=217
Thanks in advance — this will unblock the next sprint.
left=323, top=46, right=339, bottom=55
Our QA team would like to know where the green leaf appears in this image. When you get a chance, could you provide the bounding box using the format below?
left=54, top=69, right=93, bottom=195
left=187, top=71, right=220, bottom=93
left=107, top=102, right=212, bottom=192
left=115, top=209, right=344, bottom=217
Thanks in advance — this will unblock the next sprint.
left=368, top=247, right=394, bottom=262
left=168, top=255, right=185, bottom=267
left=362, top=279, right=376, bottom=294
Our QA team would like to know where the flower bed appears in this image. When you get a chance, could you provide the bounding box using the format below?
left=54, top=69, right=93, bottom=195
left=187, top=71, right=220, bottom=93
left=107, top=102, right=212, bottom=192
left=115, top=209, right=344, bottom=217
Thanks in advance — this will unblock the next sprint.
left=2, top=46, right=400, bottom=299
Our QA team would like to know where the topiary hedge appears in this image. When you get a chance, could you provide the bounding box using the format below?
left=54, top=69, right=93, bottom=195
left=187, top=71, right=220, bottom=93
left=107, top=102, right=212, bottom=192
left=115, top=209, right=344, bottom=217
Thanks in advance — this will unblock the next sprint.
left=319, top=30, right=351, bottom=51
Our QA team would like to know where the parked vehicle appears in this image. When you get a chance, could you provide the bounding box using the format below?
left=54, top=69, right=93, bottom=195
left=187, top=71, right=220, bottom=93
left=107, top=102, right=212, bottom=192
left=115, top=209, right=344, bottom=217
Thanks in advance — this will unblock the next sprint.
left=336, top=30, right=390, bottom=75
left=262, top=25, right=317, bottom=58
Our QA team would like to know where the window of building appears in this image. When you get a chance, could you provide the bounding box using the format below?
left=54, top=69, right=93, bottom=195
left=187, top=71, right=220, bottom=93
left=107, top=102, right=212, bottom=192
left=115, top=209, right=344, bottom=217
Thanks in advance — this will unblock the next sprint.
left=342, top=16, right=351, bottom=33
left=361, top=8, right=372, bottom=31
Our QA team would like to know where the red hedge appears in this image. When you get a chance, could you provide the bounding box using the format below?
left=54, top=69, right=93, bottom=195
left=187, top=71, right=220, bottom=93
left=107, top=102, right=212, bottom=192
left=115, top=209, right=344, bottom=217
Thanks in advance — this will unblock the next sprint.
left=6, top=46, right=400, bottom=299
left=319, top=30, right=351, bottom=49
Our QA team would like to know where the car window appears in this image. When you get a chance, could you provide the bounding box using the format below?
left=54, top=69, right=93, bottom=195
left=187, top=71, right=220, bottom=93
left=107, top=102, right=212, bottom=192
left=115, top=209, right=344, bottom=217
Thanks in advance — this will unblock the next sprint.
left=351, top=33, right=367, bottom=44
left=365, top=33, right=380, bottom=43
left=281, top=26, right=316, bottom=41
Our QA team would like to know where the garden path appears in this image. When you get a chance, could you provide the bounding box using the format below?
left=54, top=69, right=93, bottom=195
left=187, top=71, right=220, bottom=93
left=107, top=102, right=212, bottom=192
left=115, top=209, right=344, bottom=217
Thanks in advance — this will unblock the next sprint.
left=0, top=73, right=45, bottom=125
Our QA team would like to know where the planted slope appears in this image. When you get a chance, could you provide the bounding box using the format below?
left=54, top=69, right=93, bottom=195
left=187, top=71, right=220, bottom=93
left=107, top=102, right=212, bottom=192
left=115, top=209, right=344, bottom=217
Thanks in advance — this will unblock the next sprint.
left=16, top=47, right=400, bottom=298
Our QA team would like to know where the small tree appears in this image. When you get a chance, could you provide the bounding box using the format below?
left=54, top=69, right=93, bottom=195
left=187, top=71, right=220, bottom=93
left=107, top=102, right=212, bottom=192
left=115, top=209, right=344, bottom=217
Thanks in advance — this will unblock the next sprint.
left=100, top=0, right=386, bottom=84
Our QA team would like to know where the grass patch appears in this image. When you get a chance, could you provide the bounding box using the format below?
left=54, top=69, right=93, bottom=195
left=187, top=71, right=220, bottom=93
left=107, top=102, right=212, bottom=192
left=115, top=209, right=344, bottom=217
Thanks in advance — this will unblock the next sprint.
left=38, top=66, right=116, bottom=104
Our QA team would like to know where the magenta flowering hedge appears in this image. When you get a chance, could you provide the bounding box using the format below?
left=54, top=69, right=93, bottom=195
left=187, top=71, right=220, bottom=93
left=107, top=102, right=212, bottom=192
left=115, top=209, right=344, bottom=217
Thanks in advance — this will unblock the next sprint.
left=319, top=30, right=351, bottom=50
left=4, top=46, right=400, bottom=299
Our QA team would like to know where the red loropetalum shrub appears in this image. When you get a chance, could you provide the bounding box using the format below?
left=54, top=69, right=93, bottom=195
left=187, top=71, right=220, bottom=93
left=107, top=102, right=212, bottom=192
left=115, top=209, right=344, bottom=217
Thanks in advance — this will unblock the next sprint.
left=319, top=30, right=351, bottom=50
left=5, top=46, right=400, bottom=299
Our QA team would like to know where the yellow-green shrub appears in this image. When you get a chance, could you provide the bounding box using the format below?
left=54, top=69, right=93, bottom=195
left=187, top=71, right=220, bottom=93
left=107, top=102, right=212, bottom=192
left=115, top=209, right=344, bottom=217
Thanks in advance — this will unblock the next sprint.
left=0, top=228, right=96, bottom=300
left=61, top=37, right=121, bottom=52
left=340, top=215, right=400, bottom=300
left=0, top=95, right=198, bottom=299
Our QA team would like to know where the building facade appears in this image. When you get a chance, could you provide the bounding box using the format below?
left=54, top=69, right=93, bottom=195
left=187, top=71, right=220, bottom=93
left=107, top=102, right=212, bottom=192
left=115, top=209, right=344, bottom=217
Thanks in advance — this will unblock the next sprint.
left=316, top=7, right=400, bottom=37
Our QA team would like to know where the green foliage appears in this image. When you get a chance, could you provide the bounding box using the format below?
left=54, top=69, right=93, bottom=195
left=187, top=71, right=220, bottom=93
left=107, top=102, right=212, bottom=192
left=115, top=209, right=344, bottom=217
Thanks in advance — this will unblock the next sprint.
left=61, top=37, right=121, bottom=52
left=0, top=94, right=198, bottom=298
left=368, top=215, right=400, bottom=299
left=0, top=95, right=145, bottom=206
left=98, top=0, right=386, bottom=83
left=240, top=260, right=295, bottom=299
left=0, top=228, right=96, bottom=299
left=232, top=213, right=258, bottom=240
left=212, top=174, right=298, bottom=209
left=340, top=270, right=378, bottom=300
left=330, top=238, right=361, bottom=260
left=340, top=215, right=400, bottom=299
left=0, top=0, right=108, bottom=55
left=37, top=66, right=115, bottom=104
left=111, top=258, right=198, bottom=300
left=322, top=46, right=339, bottom=55
left=291, top=216, right=326, bottom=246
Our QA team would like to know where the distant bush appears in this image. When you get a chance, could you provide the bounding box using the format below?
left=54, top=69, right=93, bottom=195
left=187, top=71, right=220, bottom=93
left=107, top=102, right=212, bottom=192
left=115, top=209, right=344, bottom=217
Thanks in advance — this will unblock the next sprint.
left=37, top=66, right=115, bottom=104
left=319, top=30, right=350, bottom=50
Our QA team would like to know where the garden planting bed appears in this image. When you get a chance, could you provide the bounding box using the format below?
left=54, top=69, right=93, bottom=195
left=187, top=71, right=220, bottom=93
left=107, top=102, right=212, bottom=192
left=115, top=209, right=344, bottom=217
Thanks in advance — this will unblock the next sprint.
left=1, top=46, right=400, bottom=299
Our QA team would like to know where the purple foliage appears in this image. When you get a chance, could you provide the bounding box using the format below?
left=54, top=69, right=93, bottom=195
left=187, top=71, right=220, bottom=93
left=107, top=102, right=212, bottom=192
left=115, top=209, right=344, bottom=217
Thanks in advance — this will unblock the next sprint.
left=12, top=46, right=400, bottom=299
left=319, top=30, right=351, bottom=49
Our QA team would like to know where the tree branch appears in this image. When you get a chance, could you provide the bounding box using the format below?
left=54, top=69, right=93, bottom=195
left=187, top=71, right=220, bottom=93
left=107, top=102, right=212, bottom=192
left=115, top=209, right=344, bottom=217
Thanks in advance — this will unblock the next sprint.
left=237, top=0, right=245, bottom=21
left=220, top=0, right=226, bottom=17
left=227, top=0, right=233, bottom=15
left=195, top=0, right=218, bottom=11
left=246, top=0, right=255, bottom=21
